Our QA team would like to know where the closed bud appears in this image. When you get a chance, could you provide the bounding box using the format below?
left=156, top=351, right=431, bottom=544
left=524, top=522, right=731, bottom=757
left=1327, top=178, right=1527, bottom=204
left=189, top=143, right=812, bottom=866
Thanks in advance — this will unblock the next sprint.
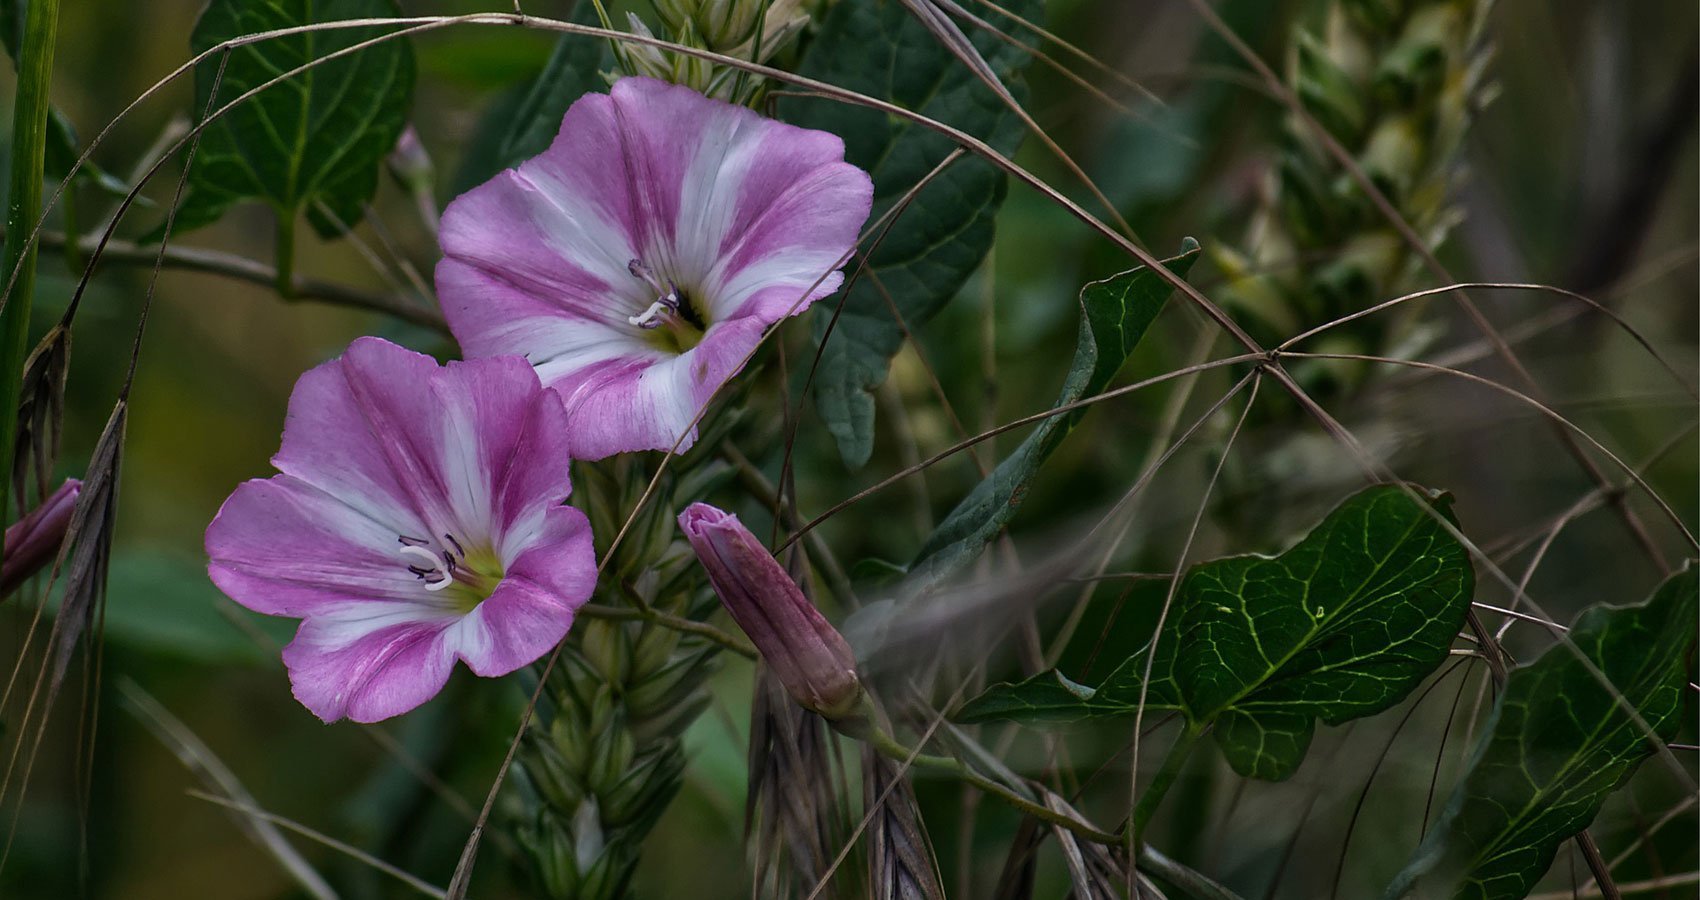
left=0, top=478, right=79, bottom=597
left=385, top=126, right=432, bottom=193
left=678, top=503, right=861, bottom=718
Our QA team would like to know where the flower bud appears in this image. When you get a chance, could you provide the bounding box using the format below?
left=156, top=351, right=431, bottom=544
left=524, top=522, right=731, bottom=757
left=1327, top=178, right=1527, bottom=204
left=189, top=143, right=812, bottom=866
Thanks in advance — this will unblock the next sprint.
left=0, top=478, right=79, bottom=597
left=678, top=503, right=861, bottom=718
left=386, top=127, right=432, bottom=192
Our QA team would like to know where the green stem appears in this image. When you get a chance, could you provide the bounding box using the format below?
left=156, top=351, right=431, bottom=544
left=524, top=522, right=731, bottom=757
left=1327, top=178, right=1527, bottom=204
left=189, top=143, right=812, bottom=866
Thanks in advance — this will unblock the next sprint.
left=0, top=0, right=62, bottom=533
left=857, top=722, right=1243, bottom=899
left=578, top=602, right=756, bottom=659
left=1132, top=723, right=1201, bottom=841
left=859, top=723, right=1120, bottom=844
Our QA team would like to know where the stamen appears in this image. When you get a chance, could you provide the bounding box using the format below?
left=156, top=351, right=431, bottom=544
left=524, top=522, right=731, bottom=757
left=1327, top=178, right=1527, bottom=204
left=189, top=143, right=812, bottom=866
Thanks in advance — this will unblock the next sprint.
left=628, top=295, right=679, bottom=329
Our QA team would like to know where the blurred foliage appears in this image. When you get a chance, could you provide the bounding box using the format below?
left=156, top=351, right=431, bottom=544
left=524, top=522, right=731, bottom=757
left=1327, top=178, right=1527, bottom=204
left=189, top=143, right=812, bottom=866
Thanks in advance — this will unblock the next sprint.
left=0, top=0, right=1693, bottom=898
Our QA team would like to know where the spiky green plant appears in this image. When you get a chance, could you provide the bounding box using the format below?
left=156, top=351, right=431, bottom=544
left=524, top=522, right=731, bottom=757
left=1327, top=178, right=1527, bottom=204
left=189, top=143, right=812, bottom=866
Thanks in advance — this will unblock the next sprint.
left=1214, top=0, right=1496, bottom=397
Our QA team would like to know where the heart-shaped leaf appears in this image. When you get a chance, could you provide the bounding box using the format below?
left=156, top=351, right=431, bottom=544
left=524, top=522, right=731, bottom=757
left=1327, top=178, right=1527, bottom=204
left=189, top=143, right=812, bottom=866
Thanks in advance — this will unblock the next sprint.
left=171, top=0, right=415, bottom=239
left=1387, top=563, right=1697, bottom=900
left=784, top=0, right=1040, bottom=468
left=908, top=240, right=1199, bottom=588
left=960, top=485, right=1476, bottom=781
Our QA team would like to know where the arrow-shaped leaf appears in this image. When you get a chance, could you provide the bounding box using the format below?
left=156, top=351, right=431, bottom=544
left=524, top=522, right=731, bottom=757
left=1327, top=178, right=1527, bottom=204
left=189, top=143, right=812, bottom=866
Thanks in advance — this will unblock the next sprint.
left=908, top=240, right=1199, bottom=587
left=784, top=0, right=1040, bottom=468
left=960, top=485, right=1476, bottom=781
left=1387, top=563, right=1698, bottom=900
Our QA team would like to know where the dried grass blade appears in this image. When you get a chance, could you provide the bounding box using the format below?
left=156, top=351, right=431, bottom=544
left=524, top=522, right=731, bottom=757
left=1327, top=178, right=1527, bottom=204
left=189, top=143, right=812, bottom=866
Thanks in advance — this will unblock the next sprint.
left=45, top=399, right=122, bottom=699
left=748, top=668, right=845, bottom=899
left=120, top=680, right=338, bottom=900
left=862, top=745, right=946, bottom=900
left=9, top=323, right=68, bottom=516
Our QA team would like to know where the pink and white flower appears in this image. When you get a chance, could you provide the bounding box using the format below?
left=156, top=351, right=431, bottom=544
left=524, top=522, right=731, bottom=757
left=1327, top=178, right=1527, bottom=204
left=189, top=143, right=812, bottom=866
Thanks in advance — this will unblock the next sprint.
left=206, top=338, right=596, bottom=723
left=436, top=77, right=873, bottom=459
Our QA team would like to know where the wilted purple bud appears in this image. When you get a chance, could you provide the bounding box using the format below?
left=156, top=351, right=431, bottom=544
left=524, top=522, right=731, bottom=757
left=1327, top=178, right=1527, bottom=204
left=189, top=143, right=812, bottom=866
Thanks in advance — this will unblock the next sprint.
left=679, top=503, right=861, bottom=718
left=0, top=478, right=80, bottom=596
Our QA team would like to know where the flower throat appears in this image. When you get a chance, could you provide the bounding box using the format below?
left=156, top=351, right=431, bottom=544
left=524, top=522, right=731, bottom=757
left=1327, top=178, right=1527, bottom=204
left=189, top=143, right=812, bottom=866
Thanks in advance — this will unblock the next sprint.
left=626, top=259, right=706, bottom=354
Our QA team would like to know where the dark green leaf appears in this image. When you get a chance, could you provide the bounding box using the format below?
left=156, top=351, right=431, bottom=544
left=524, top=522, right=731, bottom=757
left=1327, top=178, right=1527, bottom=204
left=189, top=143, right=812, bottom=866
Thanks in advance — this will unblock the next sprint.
left=450, top=1, right=607, bottom=195
left=959, top=485, right=1475, bottom=782
left=1387, top=564, right=1698, bottom=900
left=172, top=0, right=415, bottom=239
left=909, top=241, right=1198, bottom=586
left=785, top=0, right=1040, bottom=468
left=958, top=640, right=1183, bottom=726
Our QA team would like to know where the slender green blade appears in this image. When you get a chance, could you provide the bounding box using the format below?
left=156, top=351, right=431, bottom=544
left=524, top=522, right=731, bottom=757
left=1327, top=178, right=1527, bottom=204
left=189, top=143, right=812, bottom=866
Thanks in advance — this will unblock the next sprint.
left=909, top=241, right=1199, bottom=587
left=784, top=0, right=1040, bottom=468
left=1388, top=564, right=1698, bottom=900
left=171, top=0, right=415, bottom=239
left=0, top=0, right=60, bottom=546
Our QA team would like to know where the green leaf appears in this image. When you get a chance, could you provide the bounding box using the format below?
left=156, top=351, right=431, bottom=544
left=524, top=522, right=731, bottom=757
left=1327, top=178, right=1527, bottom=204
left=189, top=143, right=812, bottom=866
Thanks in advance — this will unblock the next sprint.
left=785, top=0, right=1040, bottom=468
left=958, top=639, right=1183, bottom=726
left=171, top=0, right=415, bottom=239
left=959, top=485, right=1476, bottom=781
left=1387, top=564, right=1698, bottom=900
left=909, top=241, right=1199, bottom=586
left=450, top=2, right=607, bottom=195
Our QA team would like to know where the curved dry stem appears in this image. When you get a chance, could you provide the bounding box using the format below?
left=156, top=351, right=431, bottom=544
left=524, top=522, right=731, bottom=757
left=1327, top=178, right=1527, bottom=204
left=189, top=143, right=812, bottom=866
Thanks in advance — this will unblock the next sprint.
left=778, top=353, right=1266, bottom=551
left=1277, top=281, right=1695, bottom=400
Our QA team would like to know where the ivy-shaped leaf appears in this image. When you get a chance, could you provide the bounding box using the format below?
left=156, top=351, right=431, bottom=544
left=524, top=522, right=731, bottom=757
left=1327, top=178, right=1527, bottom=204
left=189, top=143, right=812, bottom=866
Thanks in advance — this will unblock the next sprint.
left=450, top=2, right=607, bottom=195
left=908, top=241, right=1199, bottom=587
left=1387, top=564, right=1698, bottom=900
left=960, top=485, right=1476, bottom=781
left=171, top=0, right=415, bottom=239
left=784, top=0, right=1039, bottom=468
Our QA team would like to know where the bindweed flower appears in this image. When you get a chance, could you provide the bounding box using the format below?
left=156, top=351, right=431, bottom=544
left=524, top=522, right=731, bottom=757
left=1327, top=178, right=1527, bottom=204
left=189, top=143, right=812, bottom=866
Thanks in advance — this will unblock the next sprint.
left=437, top=77, right=872, bottom=459
left=0, top=478, right=80, bottom=597
left=678, top=502, right=860, bottom=718
left=205, top=338, right=596, bottom=723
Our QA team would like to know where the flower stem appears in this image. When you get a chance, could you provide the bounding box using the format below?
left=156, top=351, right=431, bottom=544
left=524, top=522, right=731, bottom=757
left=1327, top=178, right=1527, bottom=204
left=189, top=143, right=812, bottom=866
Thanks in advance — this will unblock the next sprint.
left=577, top=601, right=755, bottom=659
left=1132, top=722, right=1200, bottom=841
left=856, top=722, right=1120, bottom=844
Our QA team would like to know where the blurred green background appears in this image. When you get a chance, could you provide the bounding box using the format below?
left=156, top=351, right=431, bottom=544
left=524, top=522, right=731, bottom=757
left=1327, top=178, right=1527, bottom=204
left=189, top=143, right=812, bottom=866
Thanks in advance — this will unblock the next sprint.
left=2, top=0, right=1694, bottom=897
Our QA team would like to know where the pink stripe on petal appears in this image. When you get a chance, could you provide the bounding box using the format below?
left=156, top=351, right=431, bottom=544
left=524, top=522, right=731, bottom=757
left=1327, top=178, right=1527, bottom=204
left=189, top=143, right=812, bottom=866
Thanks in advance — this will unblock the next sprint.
left=283, top=605, right=458, bottom=723
left=207, top=476, right=418, bottom=617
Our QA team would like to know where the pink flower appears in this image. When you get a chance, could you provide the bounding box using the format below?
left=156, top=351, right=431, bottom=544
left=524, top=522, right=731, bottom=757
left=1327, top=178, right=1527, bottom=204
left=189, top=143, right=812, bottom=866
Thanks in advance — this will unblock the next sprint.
left=206, top=338, right=596, bottom=723
left=0, top=478, right=80, bottom=597
left=679, top=502, right=860, bottom=718
left=437, top=77, right=873, bottom=459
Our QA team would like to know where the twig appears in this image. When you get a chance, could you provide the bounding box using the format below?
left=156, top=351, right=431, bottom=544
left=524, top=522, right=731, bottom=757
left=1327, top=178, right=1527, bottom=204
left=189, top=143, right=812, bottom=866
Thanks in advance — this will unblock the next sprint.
left=577, top=603, right=756, bottom=659
left=34, top=230, right=447, bottom=332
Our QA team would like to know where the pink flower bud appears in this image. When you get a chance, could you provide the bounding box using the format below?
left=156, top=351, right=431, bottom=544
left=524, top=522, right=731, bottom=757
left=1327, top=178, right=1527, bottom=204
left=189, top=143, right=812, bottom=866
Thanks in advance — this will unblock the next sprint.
left=678, top=503, right=860, bottom=718
left=1, top=478, right=80, bottom=597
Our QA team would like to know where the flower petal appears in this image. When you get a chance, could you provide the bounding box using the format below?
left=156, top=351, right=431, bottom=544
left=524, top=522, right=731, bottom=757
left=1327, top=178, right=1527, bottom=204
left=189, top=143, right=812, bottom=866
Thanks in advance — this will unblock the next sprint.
left=276, top=337, right=555, bottom=542
left=452, top=506, right=594, bottom=676
left=437, top=78, right=873, bottom=461
left=553, top=316, right=767, bottom=458
left=282, top=604, right=457, bottom=723
left=207, top=475, right=422, bottom=617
